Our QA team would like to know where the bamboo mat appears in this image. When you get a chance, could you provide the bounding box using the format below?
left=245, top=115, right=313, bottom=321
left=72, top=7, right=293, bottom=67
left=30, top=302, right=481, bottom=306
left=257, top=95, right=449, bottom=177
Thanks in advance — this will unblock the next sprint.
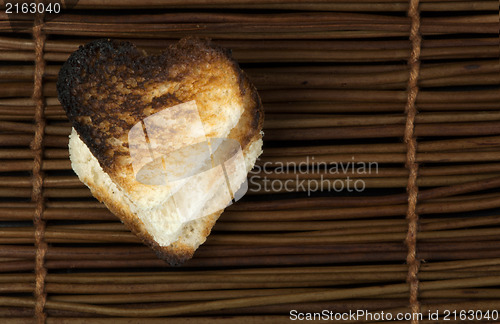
left=0, top=0, right=500, bottom=323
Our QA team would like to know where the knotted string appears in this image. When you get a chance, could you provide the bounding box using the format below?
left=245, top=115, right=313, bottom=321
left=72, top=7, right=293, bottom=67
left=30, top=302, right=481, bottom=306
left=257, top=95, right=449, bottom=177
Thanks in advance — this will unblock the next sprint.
left=31, top=6, right=48, bottom=324
left=404, top=0, right=423, bottom=322
left=404, top=0, right=422, bottom=323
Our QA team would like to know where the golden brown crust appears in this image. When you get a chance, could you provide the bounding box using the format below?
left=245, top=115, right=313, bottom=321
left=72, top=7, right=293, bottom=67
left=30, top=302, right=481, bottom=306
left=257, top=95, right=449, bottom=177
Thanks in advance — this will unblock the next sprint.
left=152, top=70, right=264, bottom=265
left=155, top=68, right=264, bottom=264
left=59, top=37, right=264, bottom=266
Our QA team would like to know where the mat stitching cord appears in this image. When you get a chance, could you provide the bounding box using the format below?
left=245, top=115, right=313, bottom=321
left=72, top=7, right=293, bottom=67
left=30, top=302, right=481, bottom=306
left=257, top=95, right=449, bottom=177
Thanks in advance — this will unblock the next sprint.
left=31, top=5, right=47, bottom=324
left=405, top=0, right=422, bottom=322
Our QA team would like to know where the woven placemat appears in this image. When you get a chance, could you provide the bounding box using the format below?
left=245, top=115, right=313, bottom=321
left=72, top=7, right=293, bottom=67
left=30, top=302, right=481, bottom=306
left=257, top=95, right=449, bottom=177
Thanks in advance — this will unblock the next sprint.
left=0, top=0, right=499, bottom=322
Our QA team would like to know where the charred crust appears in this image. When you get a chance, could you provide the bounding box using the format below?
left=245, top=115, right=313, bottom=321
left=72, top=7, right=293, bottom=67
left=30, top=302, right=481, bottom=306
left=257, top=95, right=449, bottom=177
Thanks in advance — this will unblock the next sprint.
left=237, top=73, right=265, bottom=148
left=229, top=55, right=247, bottom=98
left=249, top=82, right=264, bottom=140
left=57, top=38, right=145, bottom=173
left=57, top=37, right=244, bottom=173
left=57, top=38, right=142, bottom=118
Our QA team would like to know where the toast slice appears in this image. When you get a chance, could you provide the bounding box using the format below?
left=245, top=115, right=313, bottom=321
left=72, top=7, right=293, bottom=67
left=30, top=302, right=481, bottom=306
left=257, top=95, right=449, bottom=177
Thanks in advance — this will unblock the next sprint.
left=58, top=38, right=264, bottom=265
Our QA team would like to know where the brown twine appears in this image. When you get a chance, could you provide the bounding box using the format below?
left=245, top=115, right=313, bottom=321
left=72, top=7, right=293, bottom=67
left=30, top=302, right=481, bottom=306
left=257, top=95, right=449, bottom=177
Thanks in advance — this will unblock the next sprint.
left=404, top=0, right=422, bottom=322
left=31, top=6, right=48, bottom=324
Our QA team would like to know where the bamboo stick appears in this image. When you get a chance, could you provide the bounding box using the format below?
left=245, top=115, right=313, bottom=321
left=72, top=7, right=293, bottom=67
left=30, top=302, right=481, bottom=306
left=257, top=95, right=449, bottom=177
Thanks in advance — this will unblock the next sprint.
left=264, top=122, right=500, bottom=141
left=0, top=174, right=498, bottom=197
left=0, top=253, right=406, bottom=270
left=2, top=251, right=498, bottom=271
left=0, top=228, right=139, bottom=243
left=0, top=176, right=81, bottom=188
left=0, top=148, right=68, bottom=159
left=0, top=214, right=458, bottom=239
left=0, top=115, right=64, bottom=121
left=0, top=207, right=115, bottom=221
left=264, top=102, right=500, bottom=113
left=422, top=215, right=500, bottom=232
left=0, top=317, right=290, bottom=324
left=1, top=35, right=496, bottom=54
left=10, top=259, right=487, bottom=275
left=0, top=45, right=498, bottom=63
left=247, top=174, right=500, bottom=194
left=0, top=18, right=495, bottom=39
left=206, top=229, right=500, bottom=245
left=1, top=300, right=486, bottom=318
left=415, top=73, right=500, bottom=88
left=0, top=160, right=70, bottom=172
left=264, top=111, right=500, bottom=129
left=215, top=214, right=500, bottom=232
left=0, top=121, right=68, bottom=135
left=0, top=0, right=495, bottom=12
left=1, top=175, right=499, bottom=221
left=263, top=135, right=500, bottom=156
left=47, top=288, right=326, bottom=304
left=0, top=23, right=408, bottom=39
left=1, top=243, right=500, bottom=269
left=0, top=134, right=67, bottom=147
left=0, top=105, right=63, bottom=115
left=238, top=45, right=499, bottom=63
left=1, top=276, right=500, bottom=317
left=224, top=195, right=500, bottom=221
left=260, top=89, right=500, bottom=104
left=2, top=241, right=499, bottom=266
left=5, top=11, right=497, bottom=26
left=41, top=265, right=411, bottom=275
left=39, top=15, right=500, bottom=30
left=0, top=280, right=361, bottom=294
left=258, top=152, right=500, bottom=165
left=2, top=221, right=500, bottom=246
left=2, top=164, right=499, bottom=189
left=125, top=300, right=500, bottom=317
left=428, top=192, right=499, bottom=203
left=0, top=271, right=496, bottom=295
left=32, top=20, right=495, bottom=38
left=42, top=289, right=500, bottom=305
left=377, top=288, right=500, bottom=299
left=255, top=72, right=500, bottom=90
left=0, top=243, right=407, bottom=261
left=26, top=250, right=500, bottom=269
left=250, top=60, right=500, bottom=88
left=2, top=237, right=500, bottom=262
left=422, top=258, right=500, bottom=272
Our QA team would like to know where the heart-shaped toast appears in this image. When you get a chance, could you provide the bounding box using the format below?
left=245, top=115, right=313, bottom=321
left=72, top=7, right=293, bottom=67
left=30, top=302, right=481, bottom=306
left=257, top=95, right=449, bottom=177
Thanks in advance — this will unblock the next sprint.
left=57, top=38, right=264, bottom=265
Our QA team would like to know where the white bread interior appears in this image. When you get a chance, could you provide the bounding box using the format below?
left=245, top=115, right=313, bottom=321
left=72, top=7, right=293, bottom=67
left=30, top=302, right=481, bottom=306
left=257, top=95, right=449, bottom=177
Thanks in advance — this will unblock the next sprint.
left=69, top=127, right=262, bottom=251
